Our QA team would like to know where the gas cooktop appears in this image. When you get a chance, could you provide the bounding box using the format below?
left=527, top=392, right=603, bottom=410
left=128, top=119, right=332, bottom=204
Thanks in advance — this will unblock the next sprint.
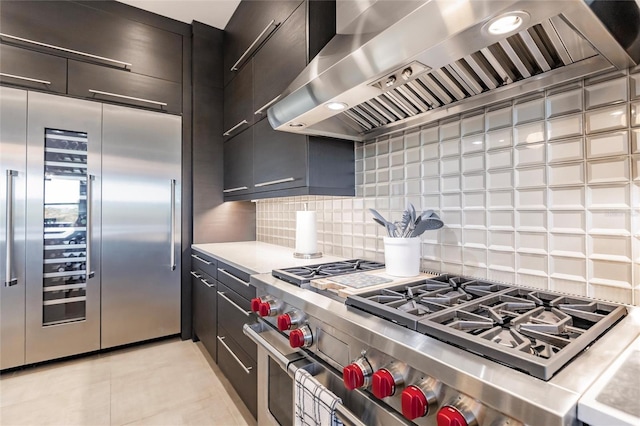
left=346, top=274, right=627, bottom=380
left=272, top=259, right=385, bottom=286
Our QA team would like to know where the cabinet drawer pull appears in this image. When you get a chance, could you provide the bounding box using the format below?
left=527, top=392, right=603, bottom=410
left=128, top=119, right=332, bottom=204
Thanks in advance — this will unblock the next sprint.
left=255, top=177, right=295, bottom=187
left=200, top=278, right=215, bottom=288
left=191, top=254, right=212, bottom=265
left=0, top=33, right=132, bottom=69
left=0, top=72, right=50, bottom=85
left=223, top=186, right=248, bottom=193
left=217, top=268, right=250, bottom=288
left=230, top=19, right=278, bottom=71
left=223, top=120, right=248, bottom=137
left=254, top=95, right=281, bottom=115
left=190, top=271, right=202, bottom=279
left=217, top=336, right=252, bottom=374
left=88, top=89, right=167, bottom=107
left=217, top=291, right=250, bottom=317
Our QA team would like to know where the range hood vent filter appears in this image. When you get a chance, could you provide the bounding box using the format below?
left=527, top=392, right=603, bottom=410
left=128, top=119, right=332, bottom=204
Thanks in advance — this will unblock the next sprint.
left=338, top=17, right=597, bottom=135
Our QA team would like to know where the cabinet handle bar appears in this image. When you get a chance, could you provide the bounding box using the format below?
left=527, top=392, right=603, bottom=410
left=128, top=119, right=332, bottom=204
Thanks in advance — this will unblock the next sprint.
left=254, top=177, right=294, bottom=187
left=217, top=336, right=253, bottom=374
left=217, top=268, right=250, bottom=287
left=254, top=95, right=281, bottom=115
left=222, top=120, right=248, bottom=136
left=230, top=19, right=277, bottom=71
left=223, top=186, right=248, bottom=193
left=191, top=254, right=212, bottom=265
left=0, top=33, right=132, bottom=68
left=217, top=291, right=250, bottom=317
left=88, top=89, right=167, bottom=106
left=0, top=72, right=51, bottom=85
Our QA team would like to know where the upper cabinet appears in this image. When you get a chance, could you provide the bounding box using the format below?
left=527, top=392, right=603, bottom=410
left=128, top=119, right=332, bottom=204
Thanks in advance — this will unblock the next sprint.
left=223, top=0, right=354, bottom=201
left=252, top=3, right=306, bottom=121
left=223, top=1, right=301, bottom=86
left=0, top=1, right=182, bottom=83
left=0, top=1, right=184, bottom=114
left=223, top=63, right=254, bottom=141
left=0, top=44, right=67, bottom=94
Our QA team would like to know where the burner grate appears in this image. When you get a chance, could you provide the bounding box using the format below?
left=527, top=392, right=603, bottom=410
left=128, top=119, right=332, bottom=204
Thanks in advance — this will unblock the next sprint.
left=272, top=259, right=385, bottom=286
left=346, top=274, right=628, bottom=380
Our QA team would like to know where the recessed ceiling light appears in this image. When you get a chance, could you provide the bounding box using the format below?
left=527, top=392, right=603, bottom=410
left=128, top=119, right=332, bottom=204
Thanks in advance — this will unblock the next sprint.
left=326, top=102, right=348, bottom=111
left=289, top=122, right=305, bottom=128
left=486, top=11, right=529, bottom=35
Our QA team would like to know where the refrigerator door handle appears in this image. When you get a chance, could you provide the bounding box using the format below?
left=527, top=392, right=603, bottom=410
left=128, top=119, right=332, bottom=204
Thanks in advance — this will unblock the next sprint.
left=5, top=169, right=18, bottom=287
left=86, top=174, right=95, bottom=279
left=170, top=179, right=176, bottom=271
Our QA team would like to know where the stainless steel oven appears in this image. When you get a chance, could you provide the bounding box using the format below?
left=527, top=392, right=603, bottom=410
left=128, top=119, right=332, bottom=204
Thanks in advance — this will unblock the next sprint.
left=244, top=321, right=406, bottom=426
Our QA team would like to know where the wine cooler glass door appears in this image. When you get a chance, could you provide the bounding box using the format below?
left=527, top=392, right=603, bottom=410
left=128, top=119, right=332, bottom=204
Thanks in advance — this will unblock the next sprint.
left=25, top=92, right=101, bottom=364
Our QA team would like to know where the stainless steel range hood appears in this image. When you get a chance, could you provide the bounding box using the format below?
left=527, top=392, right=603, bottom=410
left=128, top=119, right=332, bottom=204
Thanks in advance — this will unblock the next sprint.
left=267, top=0, right=640, bottom=142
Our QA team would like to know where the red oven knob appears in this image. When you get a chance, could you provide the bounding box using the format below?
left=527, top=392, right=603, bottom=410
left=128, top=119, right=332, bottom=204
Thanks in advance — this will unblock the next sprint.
left=250, top=298, right=262, bottom=312
left=437, top=406, right=469, bottom=426
left=401, top=377, right=442, bottom=421
left=277, top=313, right=292, bottom=331
left=289, top=326, right=312, bottom=348
left=402, top=386, right=429, bottom=420
left=258, top=302, right=271, bottom=317
left=342, top=357, right=373, bottom=390
left=372, top=369, right=398, bottom=399
left=259, top=299, right=282, bottom=317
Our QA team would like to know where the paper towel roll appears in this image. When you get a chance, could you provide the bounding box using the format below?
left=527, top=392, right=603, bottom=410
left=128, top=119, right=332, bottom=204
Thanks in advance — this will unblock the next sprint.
left=295, top=211, right=317, bottom=254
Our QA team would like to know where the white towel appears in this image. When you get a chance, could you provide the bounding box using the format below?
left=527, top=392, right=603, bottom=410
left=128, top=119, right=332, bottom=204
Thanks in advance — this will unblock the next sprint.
left=294, top=368, right=344, bottom=426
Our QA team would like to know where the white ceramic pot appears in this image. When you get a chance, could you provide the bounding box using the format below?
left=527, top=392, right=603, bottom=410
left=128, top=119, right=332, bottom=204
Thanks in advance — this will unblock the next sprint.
left=383, top=237, right=421, bottom=277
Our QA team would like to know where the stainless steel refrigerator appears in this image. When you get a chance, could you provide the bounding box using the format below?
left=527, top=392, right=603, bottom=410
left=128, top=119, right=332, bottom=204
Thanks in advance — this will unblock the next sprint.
left=1, top=87, right=181, bottom=369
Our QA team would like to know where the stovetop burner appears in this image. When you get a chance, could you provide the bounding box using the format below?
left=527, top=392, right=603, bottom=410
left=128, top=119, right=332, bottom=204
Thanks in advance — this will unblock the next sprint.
left=272, top=259, right=385, bottom=286
left=346, top=274, right=627, bottom=380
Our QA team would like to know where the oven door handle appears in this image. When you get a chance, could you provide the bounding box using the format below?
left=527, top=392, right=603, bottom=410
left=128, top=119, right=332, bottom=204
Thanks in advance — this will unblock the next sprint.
left=243, top=322, right=298, bottom=370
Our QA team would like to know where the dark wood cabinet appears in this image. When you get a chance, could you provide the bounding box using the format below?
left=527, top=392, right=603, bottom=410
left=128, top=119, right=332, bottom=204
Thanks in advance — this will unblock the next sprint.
left=226, top=118, right=355, bottom=201
left=223, top=63, right=254, bottom=140
left=0, top=1, right=182, bottom=83
left=223, top=0, right=351, bottom=201
left=67, top=61, right=182, bottom=114
left=217, top=323, right=257, bottom=418
left=252, top=118, right=307, bottom=192
left=252, top=2, right=306, bottom=120
left=192, top=271, right=217, bottom=362
left=0, top=44, right=67, bottom=94
left=223, top=128, right=254, bottom=196
left=217, top=283, right=256, bottom=360
left=214, top=261, right=257, bottom=419
left=191, top=250, right=218, bottom=361
left=223, top=0, right=302, bottom=86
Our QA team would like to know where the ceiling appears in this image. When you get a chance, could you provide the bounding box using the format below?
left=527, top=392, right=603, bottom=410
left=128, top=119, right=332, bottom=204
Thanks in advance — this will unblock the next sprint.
left=117, top=0, right=241, bottom=29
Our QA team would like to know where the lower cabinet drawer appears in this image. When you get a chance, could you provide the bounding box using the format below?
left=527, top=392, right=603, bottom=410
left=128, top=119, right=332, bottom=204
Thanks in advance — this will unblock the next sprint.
left=217, top=283, right=257, bottom=361
left=216, top=262, right=255, bottom=300
left=191, top=250, right=218, bottom=279
left=217, top=326, right=257, bottom=418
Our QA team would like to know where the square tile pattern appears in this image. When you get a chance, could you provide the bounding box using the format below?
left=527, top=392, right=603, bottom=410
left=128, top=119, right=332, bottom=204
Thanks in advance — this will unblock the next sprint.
left=0, top=339, right=254, bottom=426
left=257, top=69, right=640, bottom=305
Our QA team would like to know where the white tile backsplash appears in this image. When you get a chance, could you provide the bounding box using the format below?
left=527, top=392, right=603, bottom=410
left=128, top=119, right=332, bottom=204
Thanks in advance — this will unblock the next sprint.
left=257, top=70, right=639, bottom=306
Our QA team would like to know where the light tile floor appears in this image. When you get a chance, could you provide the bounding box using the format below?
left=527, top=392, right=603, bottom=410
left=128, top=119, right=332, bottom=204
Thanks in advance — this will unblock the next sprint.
left=0, top=338, right=255, bottom=426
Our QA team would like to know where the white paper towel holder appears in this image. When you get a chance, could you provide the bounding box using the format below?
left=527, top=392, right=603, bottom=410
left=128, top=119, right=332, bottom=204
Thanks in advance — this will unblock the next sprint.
left=293, top=251, right=323, bottom=259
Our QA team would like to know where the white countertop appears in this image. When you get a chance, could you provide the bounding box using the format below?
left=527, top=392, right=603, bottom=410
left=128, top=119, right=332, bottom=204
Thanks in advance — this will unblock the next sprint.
left=191, top=241, right=346, bottom=275
left=578, top=329, right=640, bottom=426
